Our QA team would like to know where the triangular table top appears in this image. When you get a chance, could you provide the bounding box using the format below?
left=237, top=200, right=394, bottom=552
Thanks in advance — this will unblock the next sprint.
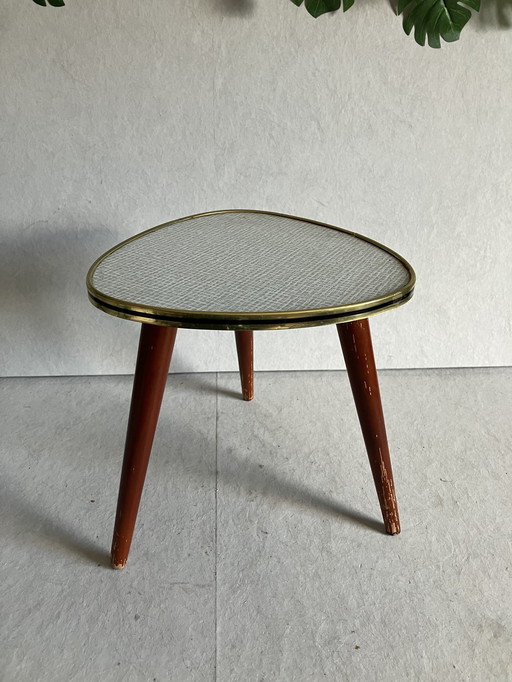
left=87, top=210, right=415, bottom=330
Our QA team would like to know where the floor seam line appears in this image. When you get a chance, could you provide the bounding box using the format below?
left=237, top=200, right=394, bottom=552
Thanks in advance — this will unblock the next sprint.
left=214, top=371, right=218, bottom=682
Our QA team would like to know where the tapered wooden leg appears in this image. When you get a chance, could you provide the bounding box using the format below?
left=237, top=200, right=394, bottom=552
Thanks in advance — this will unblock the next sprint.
left=111, top=324, right=177, bottom=569
left=235, top=330, right=254, bottom=401
left=337, top=319, right=400, bottom=535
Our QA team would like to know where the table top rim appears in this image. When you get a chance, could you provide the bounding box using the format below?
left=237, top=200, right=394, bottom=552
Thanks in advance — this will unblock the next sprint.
left=86, top=209, right=416, bottom=330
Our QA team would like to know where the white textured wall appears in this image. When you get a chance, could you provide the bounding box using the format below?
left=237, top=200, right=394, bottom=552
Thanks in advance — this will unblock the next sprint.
left=1, top=0, right=511, bottom=376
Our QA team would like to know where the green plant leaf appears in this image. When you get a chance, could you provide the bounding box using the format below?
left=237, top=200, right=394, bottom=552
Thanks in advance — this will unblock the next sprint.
left=32, top=0, right=65, bottom=6
left=398, top=0, right=479, bottom=46
left=296, top=0, right=355, bottom=16
left=304, top=0, right=342, bottom=18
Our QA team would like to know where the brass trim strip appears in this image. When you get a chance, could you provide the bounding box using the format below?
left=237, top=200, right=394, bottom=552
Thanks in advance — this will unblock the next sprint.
left=88, top=289, right=413, bottom=331
left=86, top=209, right=416, bottom=330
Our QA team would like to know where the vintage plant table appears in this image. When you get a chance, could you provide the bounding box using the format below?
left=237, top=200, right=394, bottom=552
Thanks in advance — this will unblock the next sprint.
left=87, top=210, right=415, bottom=569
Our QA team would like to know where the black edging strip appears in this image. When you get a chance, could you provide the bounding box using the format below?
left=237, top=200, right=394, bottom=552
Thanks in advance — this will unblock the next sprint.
left=89, top=290, right=413, bottom=329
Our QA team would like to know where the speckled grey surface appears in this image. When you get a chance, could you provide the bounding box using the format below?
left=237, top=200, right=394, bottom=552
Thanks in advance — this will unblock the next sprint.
left=91, top=212, right=411, bottom=314
left=1, top=369, right=511, bottom=681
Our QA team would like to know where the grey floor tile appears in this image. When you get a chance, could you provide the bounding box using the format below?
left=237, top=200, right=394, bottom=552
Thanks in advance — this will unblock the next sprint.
left=215, top=369, right=512, bottom=682
left=2, top=369, right=511, bottom=681
left=1, top=374, right=217, bottom=682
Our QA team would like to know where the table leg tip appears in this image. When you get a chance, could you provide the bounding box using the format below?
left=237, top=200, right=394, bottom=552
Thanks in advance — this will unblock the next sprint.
left=111, top=558, right=126, bottom=570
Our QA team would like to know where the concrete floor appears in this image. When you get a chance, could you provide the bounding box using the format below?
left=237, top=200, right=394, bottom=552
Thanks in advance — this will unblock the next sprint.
left=1, top=369, right=511, bottom=681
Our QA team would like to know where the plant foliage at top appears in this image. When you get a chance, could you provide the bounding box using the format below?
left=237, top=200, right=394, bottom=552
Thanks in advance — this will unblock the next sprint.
left=397, top=0, right=480, bottom=46
left=290, top=0, right=355, bottom=15
left=291, top=0, right=480, bottom=46
left=32, top=0, right=65, bottom=6
left=32, top=0, right=481, bottom=47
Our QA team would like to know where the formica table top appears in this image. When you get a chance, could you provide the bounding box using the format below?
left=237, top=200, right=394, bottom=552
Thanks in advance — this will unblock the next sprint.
left=87, top=210, right=415, bottom=330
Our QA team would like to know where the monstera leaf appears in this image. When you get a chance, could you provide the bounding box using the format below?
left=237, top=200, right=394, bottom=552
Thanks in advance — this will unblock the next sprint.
left=290, top=0, right=355, bottom=17
left=290, top=0, right=480, bottom=44
left=32, top=0, right=65, bottom=6
left=398, top=0, right=480, bottom=46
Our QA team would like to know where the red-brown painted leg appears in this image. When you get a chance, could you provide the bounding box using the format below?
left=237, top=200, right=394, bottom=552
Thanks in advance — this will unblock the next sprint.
left=337, top=319, right=400, bottom=535
left=235, top=330, right=254, bottom=401
left=111, top=324, right=177, bottom=569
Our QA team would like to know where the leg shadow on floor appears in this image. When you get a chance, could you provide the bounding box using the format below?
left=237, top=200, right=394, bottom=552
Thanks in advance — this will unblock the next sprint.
left=217, top=456, right=384, bottom=533
left=0, top=478, right=110, bottom=567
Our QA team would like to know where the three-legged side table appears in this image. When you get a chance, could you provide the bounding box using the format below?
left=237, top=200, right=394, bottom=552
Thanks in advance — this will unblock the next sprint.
left=87, top=210, right=415, bottom=569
